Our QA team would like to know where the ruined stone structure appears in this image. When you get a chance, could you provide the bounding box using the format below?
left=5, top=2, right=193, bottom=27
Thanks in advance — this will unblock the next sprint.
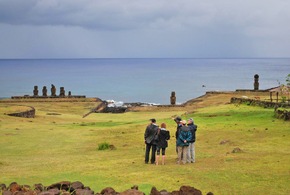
left=42, top=86, right=47, bottom=97
left=59, top=87, right=65, bottom=97
left=51, top=84, right=56, bottom=96
left=6, top=106, right=35, bottom=118
left=254, top=74, right=259, bottom=90
left=170, top=91, right=176, bottom=105
left=33, top=86, right=38, bottom=96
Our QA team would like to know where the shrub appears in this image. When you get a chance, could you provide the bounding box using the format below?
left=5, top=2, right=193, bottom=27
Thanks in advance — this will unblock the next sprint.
left=98, top=142, right=110, bottom=150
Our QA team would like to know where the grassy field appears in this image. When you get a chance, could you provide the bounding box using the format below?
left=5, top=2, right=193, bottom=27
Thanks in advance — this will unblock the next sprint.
left=0, top=95, right=289, bottom=195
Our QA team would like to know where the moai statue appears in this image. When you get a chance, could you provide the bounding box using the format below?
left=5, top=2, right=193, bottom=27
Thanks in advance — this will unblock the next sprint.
left=33, top=86, right=39, bottom=96
left=170, top=91, right=176, bottom=105
left=42, top=86, right=47, bottom=97
left=51, top=84, right=56, bottom=96
left=254, top=74, right=259, bottom=90
left=68, top=91, right=72, bottom=96
left=59, top=87, right=65, bottom=97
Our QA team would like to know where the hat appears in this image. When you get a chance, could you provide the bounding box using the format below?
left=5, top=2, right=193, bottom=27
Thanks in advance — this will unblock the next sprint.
left=181, top=120, right=187, bottom=125
left=150, top=118, right=156, bottom=123
left=174, top=116, right=182, bottom=122
left=188, top=118, right=194, bottom=123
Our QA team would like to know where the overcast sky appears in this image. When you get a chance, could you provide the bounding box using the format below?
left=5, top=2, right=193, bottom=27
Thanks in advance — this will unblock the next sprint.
left=0, top=0, right=290, bottom=59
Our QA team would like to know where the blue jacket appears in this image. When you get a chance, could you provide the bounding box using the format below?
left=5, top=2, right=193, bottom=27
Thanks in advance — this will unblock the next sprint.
left=176, top=126, right=192, bottom=146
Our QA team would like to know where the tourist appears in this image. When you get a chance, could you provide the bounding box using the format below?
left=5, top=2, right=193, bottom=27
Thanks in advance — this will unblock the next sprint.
left=176, top=120, right=192, bottom=164
left=144, top=118, right=159, bottom=164
left=155, top=123, right=170, bottom=165
left=174, top=116, right=182, bottom=155
left=187, top=118, right=197, bottom=163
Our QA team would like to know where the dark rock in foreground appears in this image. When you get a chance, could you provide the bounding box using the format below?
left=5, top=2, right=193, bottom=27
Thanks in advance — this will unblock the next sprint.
left=0, top=181, right=213, bottom=195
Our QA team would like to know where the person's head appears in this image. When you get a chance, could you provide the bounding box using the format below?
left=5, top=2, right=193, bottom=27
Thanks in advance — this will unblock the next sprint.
left=150, top=118, right=156, bottom=123
left=187, top=118, right=194, bottom=124
left=160, top=123, right=166, bottom=129
left=181, top=120, right=187, bottom=125
left=174, top=116, right=182, bottom=124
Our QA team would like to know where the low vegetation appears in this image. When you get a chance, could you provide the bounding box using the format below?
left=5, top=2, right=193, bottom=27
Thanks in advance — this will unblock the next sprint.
left=0, top=93, right=289, bottom=194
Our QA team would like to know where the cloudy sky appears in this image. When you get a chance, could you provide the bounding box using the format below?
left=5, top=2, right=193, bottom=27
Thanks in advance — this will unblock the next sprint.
left=0, top=0, right=290, bottom=58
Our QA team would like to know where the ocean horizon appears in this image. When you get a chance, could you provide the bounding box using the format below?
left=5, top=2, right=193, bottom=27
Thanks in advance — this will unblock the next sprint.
left=0, top=58, right=289, bottom=104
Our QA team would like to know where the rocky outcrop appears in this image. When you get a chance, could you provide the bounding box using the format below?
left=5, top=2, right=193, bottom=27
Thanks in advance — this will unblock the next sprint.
left=6, top=106, right=35, bottom=118
left=0, top=181, right=213, bottom=195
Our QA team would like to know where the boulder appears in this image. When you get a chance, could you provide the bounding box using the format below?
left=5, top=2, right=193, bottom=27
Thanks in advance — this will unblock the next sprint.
left=75, top=189, right=94, bottom=195
left=47, top=189, right=60, bottom=195
left=47, top=181, right=71, bottom=191
left=119, top=189, right=144, bottom=195
left=9, top=182, right=21, bottom=193
left=70, top=182, right=84, bottom=191
left=0, top=184, right=7, bottom=190
left=99, top=187, right=117, bottom=195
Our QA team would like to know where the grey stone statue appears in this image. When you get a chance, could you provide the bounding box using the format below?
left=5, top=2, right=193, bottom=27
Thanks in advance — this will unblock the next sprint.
left=33, top=86, right=38, bottom=96
left=59, top=87, right=65, bottom=97
left=42, top=86, right=47, bottom=97
left=51, top=84, right=56, bottom=96
left=170, top=91, right=176, bottom=105
left=254, top=74, right=259, bottom=90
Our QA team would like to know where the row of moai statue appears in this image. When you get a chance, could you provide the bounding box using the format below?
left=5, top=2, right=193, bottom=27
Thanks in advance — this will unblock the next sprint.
left=33, top=84, right=71, bottom=97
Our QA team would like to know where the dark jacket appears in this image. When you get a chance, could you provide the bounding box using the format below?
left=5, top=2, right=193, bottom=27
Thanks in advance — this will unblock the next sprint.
left=144, top=123, right=159, bottom=145
left=176, top=125, right=192, bottom=147
left=175, top=124, right=182, bottom=140
left=156, top=128, right=170, bottom=148
left=188, top=123, right=197, bottom=143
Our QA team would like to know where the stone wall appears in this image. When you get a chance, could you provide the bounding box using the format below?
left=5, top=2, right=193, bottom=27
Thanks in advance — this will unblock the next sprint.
left=6, top=106, right=35, bottom=118
left=230, top=97, right=290, bottom=121
left=275, top=108, right=290, bottom=121
left=230, top=97, right=289, bottom=108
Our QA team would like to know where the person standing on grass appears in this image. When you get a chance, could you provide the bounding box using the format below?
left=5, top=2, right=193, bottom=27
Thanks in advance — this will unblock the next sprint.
left=187, top=118, right=197, bottom=163
left=144, top=118, right=159, bottom=164
left=176, top=120, right=192, bottom=164
left=155, top=123, right=170, bottom=165
left=174, top=116, right=183, bottom=156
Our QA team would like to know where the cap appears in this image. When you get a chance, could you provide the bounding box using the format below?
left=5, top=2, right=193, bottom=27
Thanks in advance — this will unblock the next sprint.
left=174, top=116, right=182, bottom=122
left=150, top=118, right=156, bottom=123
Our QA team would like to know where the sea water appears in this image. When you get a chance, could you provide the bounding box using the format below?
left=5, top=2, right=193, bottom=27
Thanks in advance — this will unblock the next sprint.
left=0, top=58, right=289, bottom=104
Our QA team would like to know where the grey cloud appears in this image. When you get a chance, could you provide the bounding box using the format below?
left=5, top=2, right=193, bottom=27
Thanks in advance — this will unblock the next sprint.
left=0, top=0, right=290, bottom=58
left=0, top=0, right=228, bottom=30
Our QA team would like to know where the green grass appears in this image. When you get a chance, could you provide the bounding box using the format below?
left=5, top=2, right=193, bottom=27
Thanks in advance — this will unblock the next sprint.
left=0, top=102, right=289, bottom=195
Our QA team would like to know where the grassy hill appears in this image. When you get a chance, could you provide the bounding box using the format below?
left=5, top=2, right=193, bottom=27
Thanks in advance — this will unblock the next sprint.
left=0, top=92, right=289, bottom=194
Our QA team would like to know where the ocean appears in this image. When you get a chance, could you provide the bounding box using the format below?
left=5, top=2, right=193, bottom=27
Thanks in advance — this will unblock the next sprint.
left=0, top=58, right=289, bottom=104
